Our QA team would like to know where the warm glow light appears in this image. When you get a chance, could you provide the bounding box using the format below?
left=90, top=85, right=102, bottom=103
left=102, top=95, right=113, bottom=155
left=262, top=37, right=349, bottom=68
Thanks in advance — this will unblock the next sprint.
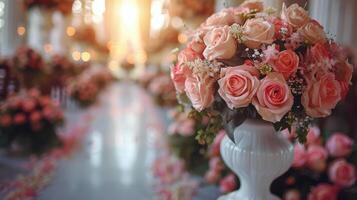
left=66, top=26, right=76, bottom=37
left=178, top=33, right=188, bottom=44
left=17, top=26, right=26, bottom=36
left=119, top=2, right=139, bottom=26
left=43, top=44, right=53, bottom=54
left=150, top=0, right=167, bottom=35
left=72, top=51, right=81, bottom=61
left=81, top=52, right=91, bottom=62
left=92, top=0, right=105, bottom=23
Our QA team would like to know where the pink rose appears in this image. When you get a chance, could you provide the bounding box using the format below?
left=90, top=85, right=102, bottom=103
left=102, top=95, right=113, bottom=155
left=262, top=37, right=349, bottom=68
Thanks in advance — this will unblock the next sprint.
left=273, top=49, right=299, bottom=79
left=284, top=189, right=301, bottom=200
left=272, top=18, right=293, bottom=40
left=329, top=159, right=356, bottom=187
left=42, top=107, right=54, bottom=120
left=203, top=8, right=242, bottom=27
left=0, top=115, right=12, bottom=127
left=252, top=72, right=294, bottom=122
left=218, top=65, right=260, bottom=109
left=298, top=20, right=326, bottom=44
left=306, top=145, right=328, bottom=172
left=171, top=48, right=199, bottom=93
left=210, top=130, right=226, bottom=156
left=205, top=169, right=220, bottom=184
left=30, top=111, right=42, bottom=123
left=308, top=184, right=339, bottom=200
left=219, top=174, right=237, bottom=193
left=292, top=143, right=307, bottom=168
left=22, top=99, right=36, bottom=112
left=177, top=118, right=195, bottom=136
left=239, top=0, right=264, bottom=12
left=308, top=42, right=331, bottom=63
left=326, top=133, right=353, bottom=157
left=203, top=25, right=237, bottom=60
left=243, top=18, right=275, bottom=49
left=184, top=74, right=215, bottom=111
left=281, top=128, right=297, bottom=140
left=188, top=38, right=206, bottom=55
left=281, top=3, right=309, bottom=29
left=334, top=61, right=353, bottom=83
left=302, top=72, right=341, bottom=118
left=209, top=157, right=224, bottom=171
left=14, top=113, right=26, bottom=125
left=306, top=126, right=321, bottom=145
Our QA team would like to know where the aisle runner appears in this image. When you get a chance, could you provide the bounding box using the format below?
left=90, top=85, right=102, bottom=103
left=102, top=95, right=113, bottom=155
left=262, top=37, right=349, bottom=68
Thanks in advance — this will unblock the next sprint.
left=0, top=106, right=98, bottom=200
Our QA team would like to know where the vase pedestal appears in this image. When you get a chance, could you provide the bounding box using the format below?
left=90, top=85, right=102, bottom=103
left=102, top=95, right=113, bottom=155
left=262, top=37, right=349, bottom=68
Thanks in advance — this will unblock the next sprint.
left=218, top=119, right=294, bottom=200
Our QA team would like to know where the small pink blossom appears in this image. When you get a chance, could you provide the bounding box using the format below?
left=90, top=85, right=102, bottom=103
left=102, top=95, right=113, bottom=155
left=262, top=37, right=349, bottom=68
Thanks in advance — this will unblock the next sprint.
left=219, top=174, right=237, bottom=193
left=328, top=159, right=356, bottom=187
left=308, top=184, right=339, bottom=200
left=326, top=133, right=353, bottom=158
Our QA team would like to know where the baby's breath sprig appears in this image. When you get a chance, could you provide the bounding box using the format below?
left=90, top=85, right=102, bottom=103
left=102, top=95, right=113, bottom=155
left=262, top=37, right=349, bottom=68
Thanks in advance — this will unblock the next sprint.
left=229, top=23, right=245, bottom=43
left=287, top=75, right=305, bottom=95
left=186, top=59, right=221, bottom=78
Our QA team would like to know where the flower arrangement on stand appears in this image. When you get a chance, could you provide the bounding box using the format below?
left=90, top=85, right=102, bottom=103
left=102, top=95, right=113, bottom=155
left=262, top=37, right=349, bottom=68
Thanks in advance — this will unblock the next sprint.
left=170, top=1, right=353, bottom=199
left=0, top=89, right=64, bottom=155
left=67, top=68, right=114, bottom=108
left=12, top=47, right=47, bottom=91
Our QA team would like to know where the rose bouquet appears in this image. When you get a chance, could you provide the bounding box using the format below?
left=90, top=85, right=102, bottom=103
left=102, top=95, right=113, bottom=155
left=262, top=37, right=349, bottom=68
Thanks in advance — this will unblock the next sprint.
left=0, top=89, right=64, bottom=154
left=48, top=55, right=83, bottom=87
left=171, top=1, right=353, bottom=143
left=148, top=73, right=177, bottom=107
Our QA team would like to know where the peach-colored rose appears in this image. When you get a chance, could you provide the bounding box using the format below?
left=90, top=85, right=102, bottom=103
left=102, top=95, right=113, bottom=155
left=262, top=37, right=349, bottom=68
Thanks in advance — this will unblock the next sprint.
left=218, top=65, right=260, bottom=109
left=308, top=42, right=331, bottom=63
left=284, top=189, right=301, bottom=200
left=219, top=174, right=237, bottom=193
left=326, top=133, right=353, bottom=157
left=272, top=18, right=293, bottom=40
left=328, top=159, right=356, bottom=187
left=292, top=143, right=307, bottom=168
left=239, top=0, right=264, bottom=12
left=308, top=184, right=339, bottom=200
left=298, top=20, right=326, bottom=44
left=302, top=72, right=341, bottom=118
left=306, top=145, right=328, bottom=173
left=281, top=3, right=309, bottom=29
left=243, top=18, right=275, bottom=49
left=252, top=72, right=294, bottom=122
left=273, top=49, right=299, bottom=79
left=334, top=60, right=353, bottom=83
left=204, top=8, right=238, bottom=27
left=185, top=74, right=215, bottom=111
left=203, top=25, right=237, bottom=60
left=188, top=38, right=206, bottom=55
left=171, top=48, right=199, bottom=93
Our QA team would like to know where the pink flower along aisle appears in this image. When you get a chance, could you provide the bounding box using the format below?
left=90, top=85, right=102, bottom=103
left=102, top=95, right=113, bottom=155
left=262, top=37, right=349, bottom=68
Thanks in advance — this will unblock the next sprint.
left=1, top=0, right=357, bottom=200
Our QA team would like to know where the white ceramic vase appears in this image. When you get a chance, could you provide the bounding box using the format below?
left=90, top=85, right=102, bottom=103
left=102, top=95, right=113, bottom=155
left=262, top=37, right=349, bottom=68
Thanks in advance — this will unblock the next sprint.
left=218, top=119, right=294, bottom=200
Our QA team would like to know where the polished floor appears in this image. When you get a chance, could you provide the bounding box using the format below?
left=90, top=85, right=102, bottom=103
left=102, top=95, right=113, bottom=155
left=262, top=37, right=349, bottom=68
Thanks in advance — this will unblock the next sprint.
left=39, top=83, right=163, bottom=200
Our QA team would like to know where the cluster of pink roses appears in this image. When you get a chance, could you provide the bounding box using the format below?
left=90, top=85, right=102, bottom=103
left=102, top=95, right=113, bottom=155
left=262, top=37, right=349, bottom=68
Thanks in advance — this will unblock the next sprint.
left=68, top=67, right=114, bottom=107
left=0, top=89, right=64, bottom=131
left=0, top=89, right=64, bottom=153
left=283, top=127, right=356, bottom=200
left=171, top=1, right=352, bottom=139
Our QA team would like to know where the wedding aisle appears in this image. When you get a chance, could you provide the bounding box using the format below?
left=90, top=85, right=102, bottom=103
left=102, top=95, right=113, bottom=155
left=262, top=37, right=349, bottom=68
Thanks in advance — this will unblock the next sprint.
left=38, top=82, right=163, bottom=200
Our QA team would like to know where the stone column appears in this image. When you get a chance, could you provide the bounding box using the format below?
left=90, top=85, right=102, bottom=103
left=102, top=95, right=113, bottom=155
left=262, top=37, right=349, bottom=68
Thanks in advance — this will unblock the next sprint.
left=0, top=0, right=25, bottom=56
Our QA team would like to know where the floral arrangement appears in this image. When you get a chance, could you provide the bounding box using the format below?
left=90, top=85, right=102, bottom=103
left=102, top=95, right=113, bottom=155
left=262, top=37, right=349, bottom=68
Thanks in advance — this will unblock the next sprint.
left=147, top=73, right=177, bottom=107
left=68, top=68, right=114, bottom=107
left=23, top=0, right=74, bottom=15
left=0, top=89, right=64, bottom=154
left=170, top=1, right=353, bottom=143
left=12, top=47, right=47, bottom=90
